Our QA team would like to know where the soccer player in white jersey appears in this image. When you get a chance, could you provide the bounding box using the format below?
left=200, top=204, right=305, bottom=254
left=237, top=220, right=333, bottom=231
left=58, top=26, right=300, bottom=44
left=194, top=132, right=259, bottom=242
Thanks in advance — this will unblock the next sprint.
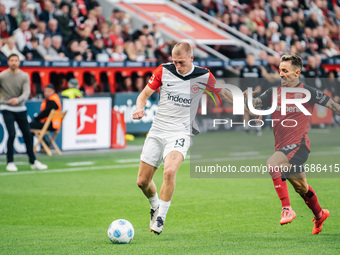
left=133, top=42, right=233, bottom=234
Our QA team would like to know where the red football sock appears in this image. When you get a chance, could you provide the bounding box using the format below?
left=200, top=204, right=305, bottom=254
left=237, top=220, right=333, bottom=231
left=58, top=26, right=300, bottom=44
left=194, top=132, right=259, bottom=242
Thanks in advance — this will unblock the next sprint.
left=273, top=178, right=291, bottom=208
left=300, top=185, right=323, bottom=219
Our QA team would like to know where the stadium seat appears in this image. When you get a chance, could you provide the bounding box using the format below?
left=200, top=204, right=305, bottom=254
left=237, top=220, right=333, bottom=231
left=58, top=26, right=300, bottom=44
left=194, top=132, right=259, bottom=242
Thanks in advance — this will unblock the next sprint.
left=30, top=109, right=67, bottom=156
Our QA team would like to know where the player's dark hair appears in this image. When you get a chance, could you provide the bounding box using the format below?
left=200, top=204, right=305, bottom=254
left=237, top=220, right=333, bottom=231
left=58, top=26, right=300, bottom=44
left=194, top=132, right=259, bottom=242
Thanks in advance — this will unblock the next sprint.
left=7, top=53, right=19, bottom=61
left=280, top=54, right=303, bottom=71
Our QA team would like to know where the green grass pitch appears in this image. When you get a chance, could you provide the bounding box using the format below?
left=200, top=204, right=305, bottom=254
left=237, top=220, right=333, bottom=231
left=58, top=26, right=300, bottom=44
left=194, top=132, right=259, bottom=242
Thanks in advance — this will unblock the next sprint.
left=0, top=127, right=339, bottom=254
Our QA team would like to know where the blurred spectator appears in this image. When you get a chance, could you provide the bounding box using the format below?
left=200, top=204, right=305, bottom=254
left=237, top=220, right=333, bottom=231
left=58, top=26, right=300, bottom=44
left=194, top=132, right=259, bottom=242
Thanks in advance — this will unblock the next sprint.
left=150, top=23, right=163, bottom=48
left=22, top=36, right=43, bottom=60
left=80, top=73, right=101, bottom=96
left=305, top=12, right=319, bottom=29
left=280, top=27, right=297, bottom=52
left=28, top=23, right=38, bottom=38
left=75, top=23, right=93, bottom=43
left=322, top=40, right=339, bottom=57
left=79, top=39, right=92, bottom=61
left=66, top=39, right=83, bottom=61
left=0, top=4, right=11, bottom=33
left=1, top=37, right=25, bottom=60
left=239, top=53, right=263, bottom=135
left=36, top=21, right=46, bottom=44
left=86, top=9, right=99, bottom=31
left=92, top=2, right=105, bottom=25
left=134, top=74, right=145, bottom=92
left=13, top=20, right=31, bottom=52
left=0, top=38, right=8, bottom=61
left=145, top=35, right=157, bottom=60
left=109, top=8, right=128, bottom=26
left=36, top=35, right=60, bottom=61
left=259, top=51, right=280, bottom=91
left=8, top=7, right=18, bottom=35
left=121, top=22, right=132, bottom=42
left=69, top=5, right=85, bottom=32
left=30, top=84, right=61, bottom=131
left=230, top=13, right=240, bottom=29
left=116, top=76, right=134, bottom=92
left=55, top=2, right=72, bottom=44
left=98, top=22, right=112, bottom=48
left=111, top=44, right=127, bottom=61
left=109, top=23, right=124, bottom=47
left=46, top=18, right=61, bottom=37
left=252, top=25, right=267, bottom=46
left=134, top=39, right=146, bottom=62
left=27, top=3, right=38, bottom=23
left=38, top=0, right=55, bottom=23
left=91, top=36, right=110, bottom=61
left=61, top=78, right=83, bottom=99
left=302, top=55, right=327, bottom=90
left=239, top=24, right=251, bottom=37
left=132, top=24, right=149, bottom=41
left=124, top=40, right=137, bottom=61
left=51, top=35, right=68, bottom=60
left=0, top=19, right=10, bottom=38
left=16, top=0, right=36, bottom=25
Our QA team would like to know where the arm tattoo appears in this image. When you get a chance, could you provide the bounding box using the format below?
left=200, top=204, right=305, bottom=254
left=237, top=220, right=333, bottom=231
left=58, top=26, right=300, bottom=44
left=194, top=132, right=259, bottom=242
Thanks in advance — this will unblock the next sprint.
left=327, top=99, right=340, bottom=116
left=252, top=97, right=263, bottom=109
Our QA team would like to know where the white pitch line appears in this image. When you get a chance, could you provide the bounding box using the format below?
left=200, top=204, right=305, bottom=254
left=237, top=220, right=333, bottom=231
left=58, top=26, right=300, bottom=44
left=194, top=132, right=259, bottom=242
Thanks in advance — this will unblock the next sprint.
left=230, top=151, right=259, bottom=156
left=67, top=161, right=94, bottom=166
left=1, top=150, right=338, bottom=177
left=116, top=159, right=141, bottom=163
left=0, top=163, right=140, bottom=176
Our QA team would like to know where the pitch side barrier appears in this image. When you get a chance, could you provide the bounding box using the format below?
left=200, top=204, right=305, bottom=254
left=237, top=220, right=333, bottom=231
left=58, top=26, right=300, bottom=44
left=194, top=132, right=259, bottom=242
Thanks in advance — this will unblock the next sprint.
left=0, top=94, right=158, bottom=155
left=0, top=60, right=338, bottom=94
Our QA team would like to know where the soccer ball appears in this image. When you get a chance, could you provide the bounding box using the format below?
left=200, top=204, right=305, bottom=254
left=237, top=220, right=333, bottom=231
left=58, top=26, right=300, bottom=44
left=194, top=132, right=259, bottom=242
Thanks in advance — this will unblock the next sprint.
left=108, top=219, right=134, bottom=244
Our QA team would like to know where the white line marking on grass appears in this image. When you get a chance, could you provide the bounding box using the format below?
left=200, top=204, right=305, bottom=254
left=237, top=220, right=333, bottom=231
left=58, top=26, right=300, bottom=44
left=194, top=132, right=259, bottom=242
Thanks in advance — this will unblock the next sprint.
left=116, top=159, right=140, bottom=163
left=230, top=151, right=259, bottom=156
left=0, top=164, right=140, bottom=176
left=1, top=150, right=338, bottom=177
left=0, top=161, right=28, bottom=165
left=67, top=161, right=94, bottom=166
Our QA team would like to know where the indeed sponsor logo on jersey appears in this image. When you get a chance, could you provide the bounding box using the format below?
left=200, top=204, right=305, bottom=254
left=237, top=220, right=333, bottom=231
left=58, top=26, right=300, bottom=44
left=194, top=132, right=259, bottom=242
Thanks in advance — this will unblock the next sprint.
left=167, top=93, right=192, bottom=105
left=276, top=106, right=302, bottom=113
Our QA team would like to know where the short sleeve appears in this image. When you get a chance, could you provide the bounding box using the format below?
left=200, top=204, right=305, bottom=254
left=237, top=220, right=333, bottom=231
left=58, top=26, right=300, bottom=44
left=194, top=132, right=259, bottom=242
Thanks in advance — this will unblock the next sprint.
left=147, top=65, right=163, bottom=90
left=206, top=71, right=221, bottom=93
left=258, top=87, right=273, bottom=108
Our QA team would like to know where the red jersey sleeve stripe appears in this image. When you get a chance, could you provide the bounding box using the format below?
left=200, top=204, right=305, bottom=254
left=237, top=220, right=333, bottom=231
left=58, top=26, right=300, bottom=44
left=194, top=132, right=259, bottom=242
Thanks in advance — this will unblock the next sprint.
left=207, top=71, right=221, bottom=93
left=148, top=65, right=163, bottom=90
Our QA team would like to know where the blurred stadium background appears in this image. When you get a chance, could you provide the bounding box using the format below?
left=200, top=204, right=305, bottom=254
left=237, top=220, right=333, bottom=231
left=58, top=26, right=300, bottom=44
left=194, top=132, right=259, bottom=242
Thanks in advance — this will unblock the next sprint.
left=1, top=0, right=340, bottom=254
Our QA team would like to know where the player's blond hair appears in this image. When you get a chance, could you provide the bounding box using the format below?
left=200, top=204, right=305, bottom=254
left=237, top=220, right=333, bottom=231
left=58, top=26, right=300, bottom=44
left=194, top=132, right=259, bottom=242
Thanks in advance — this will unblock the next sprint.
left=280, top=54, right=303, bottom=71
left=172, top=42, right=193, bottom=58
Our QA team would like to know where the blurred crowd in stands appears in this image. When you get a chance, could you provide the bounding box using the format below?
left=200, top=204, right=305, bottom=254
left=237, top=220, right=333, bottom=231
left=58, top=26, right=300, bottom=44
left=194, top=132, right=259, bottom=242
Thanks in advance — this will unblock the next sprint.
left=187, top=0, right=340, bottom=59
left=0, top=0, right=165, bottom=63
left=183, top=0, right=340, bottom=103
left=0, top=0, right=339, bottom=100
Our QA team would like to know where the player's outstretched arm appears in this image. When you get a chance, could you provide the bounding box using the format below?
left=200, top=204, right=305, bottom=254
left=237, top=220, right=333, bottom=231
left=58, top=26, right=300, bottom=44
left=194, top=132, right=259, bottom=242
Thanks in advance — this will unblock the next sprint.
left=218, top=88, right=233, bottom=104
left=325, top=98, right=340, bottom=116
left=133, top=86, right=156, bottom=120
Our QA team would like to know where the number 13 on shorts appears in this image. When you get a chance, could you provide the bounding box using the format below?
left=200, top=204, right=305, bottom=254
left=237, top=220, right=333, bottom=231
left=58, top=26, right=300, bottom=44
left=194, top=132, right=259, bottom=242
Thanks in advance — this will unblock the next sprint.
left=174, top=138, right=185, bottom=148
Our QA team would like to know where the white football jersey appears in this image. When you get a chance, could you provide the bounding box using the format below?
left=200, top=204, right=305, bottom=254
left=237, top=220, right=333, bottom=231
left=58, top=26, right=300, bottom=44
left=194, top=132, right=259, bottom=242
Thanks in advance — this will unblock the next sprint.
left=147, top=63, right=220, bottom=135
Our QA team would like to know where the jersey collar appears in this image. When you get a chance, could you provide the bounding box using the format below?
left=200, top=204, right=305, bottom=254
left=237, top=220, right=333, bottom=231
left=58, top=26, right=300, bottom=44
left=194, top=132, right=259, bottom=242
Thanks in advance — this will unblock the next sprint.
left=177, top=64, right=194, bottom=77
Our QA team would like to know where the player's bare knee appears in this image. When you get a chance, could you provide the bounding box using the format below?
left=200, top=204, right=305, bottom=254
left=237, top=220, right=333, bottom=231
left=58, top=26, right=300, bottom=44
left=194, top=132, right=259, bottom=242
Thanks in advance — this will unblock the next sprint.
left=267, top=161, right=280, bottom=178
left=294, top=185, right=308, bottom=195
left=136, top=178, right=149, bottom=190
left=163, top=167, right=177, bottom=181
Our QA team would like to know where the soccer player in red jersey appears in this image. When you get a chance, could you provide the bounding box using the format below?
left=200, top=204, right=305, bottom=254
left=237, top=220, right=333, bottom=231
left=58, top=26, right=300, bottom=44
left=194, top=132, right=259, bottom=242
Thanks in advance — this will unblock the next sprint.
left=251, top=54, right=340, bottom=234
